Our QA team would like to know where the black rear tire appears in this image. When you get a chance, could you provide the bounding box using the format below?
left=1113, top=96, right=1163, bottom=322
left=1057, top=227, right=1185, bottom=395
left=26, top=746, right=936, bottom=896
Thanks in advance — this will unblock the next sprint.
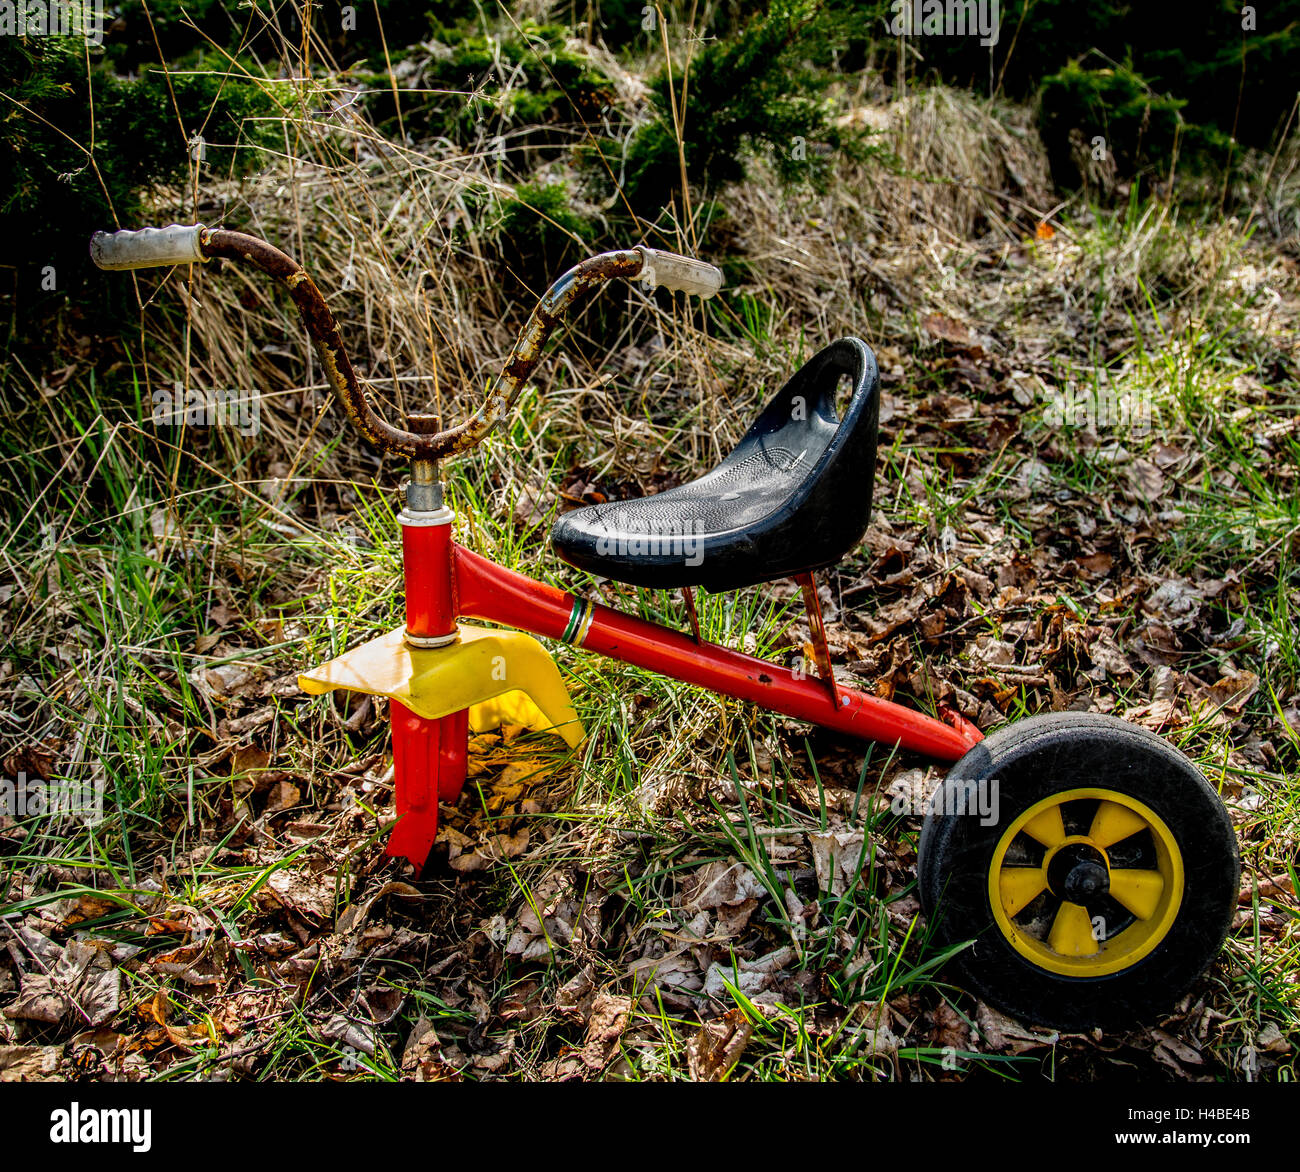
left=918, top=713, right=1239, bottom=1030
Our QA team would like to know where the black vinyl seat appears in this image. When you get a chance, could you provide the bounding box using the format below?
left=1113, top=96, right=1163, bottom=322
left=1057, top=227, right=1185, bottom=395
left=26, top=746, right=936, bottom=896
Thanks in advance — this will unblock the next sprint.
left=550, top=338, right=880, bottom=591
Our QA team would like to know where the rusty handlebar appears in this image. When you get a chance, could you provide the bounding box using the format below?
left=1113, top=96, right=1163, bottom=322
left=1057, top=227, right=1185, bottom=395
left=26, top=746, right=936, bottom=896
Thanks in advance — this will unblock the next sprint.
left=90, top=224, right=722, bottom=462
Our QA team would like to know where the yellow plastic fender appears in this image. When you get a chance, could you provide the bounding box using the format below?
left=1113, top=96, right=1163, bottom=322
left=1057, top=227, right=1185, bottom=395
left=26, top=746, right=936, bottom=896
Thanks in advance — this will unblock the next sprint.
left=298, top=624, right=585, bottom=748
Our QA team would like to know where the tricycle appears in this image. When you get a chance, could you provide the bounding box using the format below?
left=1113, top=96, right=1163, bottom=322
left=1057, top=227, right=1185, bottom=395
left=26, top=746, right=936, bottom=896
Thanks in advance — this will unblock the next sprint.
left=90, top=224, right=1240, bottom=1029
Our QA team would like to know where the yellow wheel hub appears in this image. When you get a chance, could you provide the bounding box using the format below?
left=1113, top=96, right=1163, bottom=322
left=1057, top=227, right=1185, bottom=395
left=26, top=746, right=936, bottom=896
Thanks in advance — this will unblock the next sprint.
left=988, top=788, right=1184, bottom=977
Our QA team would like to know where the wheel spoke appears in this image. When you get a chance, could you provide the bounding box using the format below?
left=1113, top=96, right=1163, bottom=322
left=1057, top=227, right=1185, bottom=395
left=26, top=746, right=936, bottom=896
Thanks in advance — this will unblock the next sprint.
left=1047, top=901, right=1099, bottom=957
left=998, top=867, right=1049, bottom=917
left=1088, top=799, right=1149, bottom=848
left=1021, top=804, right=1066, bottom=848
left=1108, top=869, right=1166, bottom=921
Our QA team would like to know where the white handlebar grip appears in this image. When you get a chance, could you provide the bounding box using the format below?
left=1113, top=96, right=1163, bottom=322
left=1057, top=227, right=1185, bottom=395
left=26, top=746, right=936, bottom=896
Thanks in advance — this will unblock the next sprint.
left=635, top=246, right=723, bottom=298
left=90, top=224, right=208, bottom=271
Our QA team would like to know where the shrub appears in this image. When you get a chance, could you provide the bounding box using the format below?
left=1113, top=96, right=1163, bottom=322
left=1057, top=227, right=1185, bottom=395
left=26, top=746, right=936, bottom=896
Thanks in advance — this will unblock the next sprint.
left=1038, top=61, right=1230, bottom=193
left=0, top=30, right=288, bottom=324
left=107, top=1, right=453, bottom=71
left=617, top=0, right=861, bottom=217
left=829, top=0, right=1299, bottom=188
left=361, top=20, right=615, bottom=158
left=494, top=180, right=596, bottom=291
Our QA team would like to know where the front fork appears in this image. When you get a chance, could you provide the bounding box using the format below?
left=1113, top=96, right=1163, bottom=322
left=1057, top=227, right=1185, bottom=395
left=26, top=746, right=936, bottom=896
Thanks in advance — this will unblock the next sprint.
left=387, top=439, right=466, bottom=868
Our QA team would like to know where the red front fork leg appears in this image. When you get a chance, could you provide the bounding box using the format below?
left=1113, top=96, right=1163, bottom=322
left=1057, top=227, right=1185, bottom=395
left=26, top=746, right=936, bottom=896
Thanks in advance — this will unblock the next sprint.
left=386, top=493, right=465, bottom=871
left=388, top=702, right=467, bottom=866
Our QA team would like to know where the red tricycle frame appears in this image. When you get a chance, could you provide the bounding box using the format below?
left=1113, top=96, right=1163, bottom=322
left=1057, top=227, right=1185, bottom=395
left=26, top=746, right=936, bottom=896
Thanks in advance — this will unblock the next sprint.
left=389, top=510, right=982, bottom=869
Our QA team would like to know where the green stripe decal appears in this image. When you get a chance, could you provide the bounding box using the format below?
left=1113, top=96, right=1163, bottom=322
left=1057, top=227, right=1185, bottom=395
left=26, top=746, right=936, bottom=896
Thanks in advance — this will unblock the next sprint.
left=561, top=598, right=584, bottom=644
left=560, top=599, right=594, bottom=646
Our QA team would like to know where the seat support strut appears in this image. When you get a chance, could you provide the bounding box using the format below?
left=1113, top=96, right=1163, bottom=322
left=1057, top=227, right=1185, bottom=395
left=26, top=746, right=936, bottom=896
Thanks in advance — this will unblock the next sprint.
left=796, top=571, right=840, bottom=707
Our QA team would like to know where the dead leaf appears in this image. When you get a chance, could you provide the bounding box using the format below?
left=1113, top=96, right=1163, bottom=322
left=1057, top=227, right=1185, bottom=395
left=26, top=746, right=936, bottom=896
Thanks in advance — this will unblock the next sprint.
left=1202, top=670, right=1259, bottom=715
left=928, top=1002, right=970, bottom=1054
left=808, top=829, right=866, bottom=896
left=1238, top=872, right=1295, bottom=904
left=556, top=967, right=596, bottom=1020
left=576, top=992, right=631, bottom=1070
left=263, top=868, right=336, bottom=921
left=208, top=601, right=237, bottom=628
left=402, top=1016, right=442, bottom=1073
left=703, top=947, right=796, bottom=999
left=1257, top=1022, right=1290, bottom=1053
left=922, top=313, right=973, bottom=346
left=231, top=744, right=272, bottom=776
left=687, top=1009, right=754, bottom=1080
left=513, top=483, right=553, bottom=528
left=0, top=1045, right=61, bottom=1081
left=1127, top=458, right=1165, bottom=498
left=497, top=759, right=547, bottom=788
left=3, top=974, right=66, bottom=1024
left=263, top=780, right=302, bottom=815
left=1075, top=552, right=1114, bottom=578
left=320, top=1014, right=376, bottom=1057
left=165, top=1021, right=215, bottom=1051
left=1151, top=1028, right=1204, bottom=1072
left=4, top=934, right=120, bottom=1026
left=684, top=862, right=767, bottom=910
